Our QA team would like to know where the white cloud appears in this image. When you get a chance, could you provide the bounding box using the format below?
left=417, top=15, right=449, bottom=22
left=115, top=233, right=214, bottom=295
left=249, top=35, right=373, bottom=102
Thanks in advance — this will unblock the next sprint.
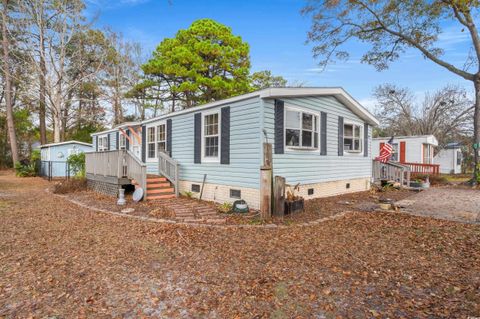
left=358, top=97, right=377, bottom=113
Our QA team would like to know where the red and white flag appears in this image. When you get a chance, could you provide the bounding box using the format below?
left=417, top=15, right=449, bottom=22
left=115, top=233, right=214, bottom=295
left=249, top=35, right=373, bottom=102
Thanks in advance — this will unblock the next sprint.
left=376, top=137, right=394, bottom=163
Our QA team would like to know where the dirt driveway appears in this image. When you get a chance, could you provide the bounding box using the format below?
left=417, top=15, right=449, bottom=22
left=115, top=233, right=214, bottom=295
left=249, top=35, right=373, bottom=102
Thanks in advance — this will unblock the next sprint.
left=0, top=171, right=479, bottom=318
left=396, top=187, right=480, bottom=223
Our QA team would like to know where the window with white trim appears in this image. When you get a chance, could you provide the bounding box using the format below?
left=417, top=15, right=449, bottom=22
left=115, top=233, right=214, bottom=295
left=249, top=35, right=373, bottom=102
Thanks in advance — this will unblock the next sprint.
left=157, top=124, right=166, bottom=154
left=343, top=123, right=362, bottom=152
left=285, top=108, right=319, bottom=149
left=98, top=136, right=108, bottom=152
left=391, top=143, right=399, bottom=161
left=203, top=112, right=219, bottom=159
left=147, top=127, right=156, bottom=158
left=119, top=134, right=126, bottom=150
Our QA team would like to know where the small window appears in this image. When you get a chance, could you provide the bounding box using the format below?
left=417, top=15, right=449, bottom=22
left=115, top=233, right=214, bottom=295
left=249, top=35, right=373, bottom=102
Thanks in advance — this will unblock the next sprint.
left=119, top=134, right=126, bottom=150
left=391, top=143, right=399, bottom=161
left=203, top=113, right=220, bottom=160
left=157, top=124, right=166, bottom=154
left=346, top=183, right=350, bottom=189
left=147, top=127, right=156, bottom=158
left=344, top=123, right=362, bottom=153
left=308, top=188, right=314, bottom=195
left=230, top=189, right=241, bottom=199
left=98, top=136, right=108, bottom=152
left=191, top=184, right=200, bottom=192
left=285, top=108, right=319, bottom=149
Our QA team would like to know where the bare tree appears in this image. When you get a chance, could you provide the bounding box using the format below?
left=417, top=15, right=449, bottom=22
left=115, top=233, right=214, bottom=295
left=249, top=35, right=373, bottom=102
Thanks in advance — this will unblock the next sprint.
left=303, top=0, right=480, bottom=182
left=1, top=0, right=18, bottom=163
left=374, top=84, right=473, bottom=147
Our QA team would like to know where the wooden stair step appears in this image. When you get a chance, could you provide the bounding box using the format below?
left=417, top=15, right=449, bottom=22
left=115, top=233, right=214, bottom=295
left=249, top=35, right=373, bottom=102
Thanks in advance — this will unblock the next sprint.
left=147, top=188, right=174, bottom=195
left=148, top=194, right=176, bottom=200
left=146, top=177, right=167, bottom=183
left=147, top=182, right=171, bottom=189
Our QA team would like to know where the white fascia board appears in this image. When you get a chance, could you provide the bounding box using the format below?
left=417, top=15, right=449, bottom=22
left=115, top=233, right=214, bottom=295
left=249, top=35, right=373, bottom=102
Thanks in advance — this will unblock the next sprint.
left=260, top=87, right=379, bottom=126
left=40, top=140, right=93, bottom=148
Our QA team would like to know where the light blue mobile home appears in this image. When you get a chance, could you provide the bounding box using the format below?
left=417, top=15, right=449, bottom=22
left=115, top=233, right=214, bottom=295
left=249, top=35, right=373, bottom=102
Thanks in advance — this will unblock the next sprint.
left=40, top=141, right=92, bottom=178
left=87, top=88, right=379, bottom=209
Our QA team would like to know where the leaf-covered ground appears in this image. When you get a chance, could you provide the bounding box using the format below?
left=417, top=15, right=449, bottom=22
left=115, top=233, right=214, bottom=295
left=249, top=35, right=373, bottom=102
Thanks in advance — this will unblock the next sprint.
left=0, top=172, right=479, bottom=318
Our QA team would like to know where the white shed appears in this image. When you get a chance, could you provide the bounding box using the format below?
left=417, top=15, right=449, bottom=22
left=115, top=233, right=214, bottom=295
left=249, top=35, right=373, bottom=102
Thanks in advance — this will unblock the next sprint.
left=372, top=135, right=438, bottom=164
left=434, top=143, right=463, bottom=174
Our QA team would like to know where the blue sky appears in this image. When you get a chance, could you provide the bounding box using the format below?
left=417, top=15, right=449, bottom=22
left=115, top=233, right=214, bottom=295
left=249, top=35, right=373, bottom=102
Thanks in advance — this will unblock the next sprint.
left=85, top=0, right=473, bottom=110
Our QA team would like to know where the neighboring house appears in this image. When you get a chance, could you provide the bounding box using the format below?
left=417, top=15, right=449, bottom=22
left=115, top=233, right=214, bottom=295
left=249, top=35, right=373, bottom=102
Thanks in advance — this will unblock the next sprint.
left=372, top=135, right=438, bottom=164
left=40, top=141, right=93, bottom=178
left=87, top=87, right=379, bottom=209
left=434, top=143, right=463, bottom=174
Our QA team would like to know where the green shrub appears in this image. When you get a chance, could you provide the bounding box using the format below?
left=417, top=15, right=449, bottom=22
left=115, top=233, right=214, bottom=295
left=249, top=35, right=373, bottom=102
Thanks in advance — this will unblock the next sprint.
left=67, top=152, right=85, bottom=178
left=14, top=162, right=37, bottom=177
left=218, top=202, right=233, bottom=214
left=14, top=150, right=42, bottom=177
left=182, top=191, right=194, bottom=198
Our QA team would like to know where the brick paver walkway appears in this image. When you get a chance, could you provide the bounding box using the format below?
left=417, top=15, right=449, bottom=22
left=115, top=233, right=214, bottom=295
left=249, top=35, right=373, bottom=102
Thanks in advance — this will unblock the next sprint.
left=161, top=198, right=227, bottom=224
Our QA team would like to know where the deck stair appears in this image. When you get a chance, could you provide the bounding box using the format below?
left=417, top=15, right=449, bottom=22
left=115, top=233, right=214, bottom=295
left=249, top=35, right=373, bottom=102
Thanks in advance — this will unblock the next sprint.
left=146, top=175, right=176, bottom=200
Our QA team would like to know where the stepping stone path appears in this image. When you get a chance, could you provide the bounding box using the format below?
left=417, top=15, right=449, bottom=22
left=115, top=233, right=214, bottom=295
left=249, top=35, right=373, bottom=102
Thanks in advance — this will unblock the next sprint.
left=160, top=198, right=227, bottom=224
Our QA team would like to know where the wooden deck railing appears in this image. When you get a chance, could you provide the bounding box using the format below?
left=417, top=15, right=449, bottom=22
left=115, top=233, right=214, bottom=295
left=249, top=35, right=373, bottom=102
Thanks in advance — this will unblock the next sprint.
left=158, top=151, right=179, bottom=197
left=403, top=162, right=440, bottom=175
left=85, top=150, right=147, bottom=199
left=372, top=160, right=411, bottom=186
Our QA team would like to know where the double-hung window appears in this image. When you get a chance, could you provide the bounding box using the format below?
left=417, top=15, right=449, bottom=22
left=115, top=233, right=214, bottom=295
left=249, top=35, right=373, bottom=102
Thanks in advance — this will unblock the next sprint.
left=285, top=108, right=319, bottom=149
left=203, top=112, right=220, bottom=160
left=343, top=123, right=362, bottom=152
left=147, top=127, right=156, bottom=159
left=157, top=124, right=166, bottom=154
left=98, top=136, right=108, bottom=152
left=119, top=134, right=126, bottom=150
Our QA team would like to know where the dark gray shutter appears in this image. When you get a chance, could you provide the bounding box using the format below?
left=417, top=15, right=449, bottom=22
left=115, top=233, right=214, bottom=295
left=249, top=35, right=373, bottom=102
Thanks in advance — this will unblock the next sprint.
left=221, top=106, right=230, bottom=164
left=107, top=134, right=111, bottom=151
left=116, top=132, right=119, bottom=150
left=166, top=119, right=172, bottom=157
left=274, top=99, right=284, bottom=154
left=338, top=116, right=344, bottom=156
left=95, top=136, right=98, bottom=152
left=126, top=130, right=130, bottom=150
left=194, top=113, right=201, bottom=164
left=364, top=123, right=369, bottom=157
left=320, top=112, right=327, bottom=156
left=141, top=125, right=146, bottom=162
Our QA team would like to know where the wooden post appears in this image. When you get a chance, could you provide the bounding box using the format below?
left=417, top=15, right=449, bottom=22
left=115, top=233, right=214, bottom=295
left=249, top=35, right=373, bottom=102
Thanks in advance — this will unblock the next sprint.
left=260, top=168, right=272, bottom=219
left=260, top=143, right=273, bottom=219
left=274, top=176, right=285, bottom=216
left=263, top=143, right=272, bottom=168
